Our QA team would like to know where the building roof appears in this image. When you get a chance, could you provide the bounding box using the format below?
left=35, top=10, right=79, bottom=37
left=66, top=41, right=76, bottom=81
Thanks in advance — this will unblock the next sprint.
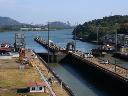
left=27, top=81, right=47, bottom=87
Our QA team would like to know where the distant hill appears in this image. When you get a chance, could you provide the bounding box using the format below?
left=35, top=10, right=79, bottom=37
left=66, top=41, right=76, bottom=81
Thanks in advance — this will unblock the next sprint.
left=0, top=17, right=21, bottom=26
left=48, top=21, right=72, bottom=29
left=0, top=17, right=73, bottom=31
left=73, top=15, right=128, bottom=43
left=0, top=17, right=24, bottom=31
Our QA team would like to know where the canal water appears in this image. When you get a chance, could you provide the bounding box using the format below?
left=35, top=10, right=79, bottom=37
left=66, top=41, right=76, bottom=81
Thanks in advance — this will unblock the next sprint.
left=0, top=29, right=128, bottom=96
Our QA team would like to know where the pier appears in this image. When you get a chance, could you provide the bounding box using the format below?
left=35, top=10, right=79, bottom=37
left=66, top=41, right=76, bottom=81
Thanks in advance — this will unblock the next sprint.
left=34, top=36, right=128, bottom=94
left=34, top=37, right=67, bottom=63
left=34, top=37, right=61, bottom=53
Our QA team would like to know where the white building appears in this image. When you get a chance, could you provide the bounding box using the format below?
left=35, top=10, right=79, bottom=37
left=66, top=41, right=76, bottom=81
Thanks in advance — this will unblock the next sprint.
left=20, top=28, right=42, bottom=31
left=27, top=82, right=47, bottom=93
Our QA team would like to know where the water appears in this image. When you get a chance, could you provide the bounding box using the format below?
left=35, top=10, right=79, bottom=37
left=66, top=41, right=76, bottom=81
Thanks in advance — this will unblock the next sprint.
left=0, top=31, right=47, bottom=53
left=0, top=29, right=128, bottom=96
left=50, top=63, right=109, bottom=96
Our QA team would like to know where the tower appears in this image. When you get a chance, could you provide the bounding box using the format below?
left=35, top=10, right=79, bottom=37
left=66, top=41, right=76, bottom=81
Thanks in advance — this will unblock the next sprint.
left=14, top=33, right=25, bottom=51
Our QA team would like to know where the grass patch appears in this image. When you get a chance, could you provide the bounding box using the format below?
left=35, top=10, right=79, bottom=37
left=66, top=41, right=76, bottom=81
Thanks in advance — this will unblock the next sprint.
left=0, top=58, right=49, bottom=96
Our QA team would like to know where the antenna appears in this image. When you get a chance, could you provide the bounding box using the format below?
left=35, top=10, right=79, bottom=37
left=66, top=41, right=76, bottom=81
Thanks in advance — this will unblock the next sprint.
left=110, top=12, right=113, bottom=16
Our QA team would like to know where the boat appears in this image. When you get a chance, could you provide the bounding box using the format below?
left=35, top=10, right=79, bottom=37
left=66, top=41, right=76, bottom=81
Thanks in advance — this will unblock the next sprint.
left=0, top=43, right=12, bottom=54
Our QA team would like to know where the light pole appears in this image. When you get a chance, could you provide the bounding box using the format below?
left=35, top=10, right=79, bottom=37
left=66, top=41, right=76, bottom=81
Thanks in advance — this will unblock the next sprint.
left=97, top=25, right=101, bottom=44
left=48, top=22, right=50, bottom=65
left=115, top=23, right=119, bottom=52
left=97, top=26, right=99, bottom=44
left=114, top=23, right=119, bottom=67
left=74, top=23, right=77, bottom=53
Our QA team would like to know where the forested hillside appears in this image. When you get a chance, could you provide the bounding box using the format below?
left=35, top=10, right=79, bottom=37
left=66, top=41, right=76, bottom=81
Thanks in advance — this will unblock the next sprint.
left=73, top=15, right=128, bottom=42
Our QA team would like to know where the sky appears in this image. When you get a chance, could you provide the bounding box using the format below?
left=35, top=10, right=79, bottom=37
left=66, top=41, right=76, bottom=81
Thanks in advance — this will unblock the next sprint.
left=0, top=0, right=128, bottom=25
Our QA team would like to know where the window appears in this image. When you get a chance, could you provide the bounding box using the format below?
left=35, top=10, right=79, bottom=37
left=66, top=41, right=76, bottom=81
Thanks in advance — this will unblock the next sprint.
left=32, top=87, right=35, bottom=90
left=39, top=87, right=42, bottom=90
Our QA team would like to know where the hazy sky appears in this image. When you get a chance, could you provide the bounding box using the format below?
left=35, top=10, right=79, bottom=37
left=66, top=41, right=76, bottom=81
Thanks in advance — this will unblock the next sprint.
left=0, top=0, right=128, bottom=25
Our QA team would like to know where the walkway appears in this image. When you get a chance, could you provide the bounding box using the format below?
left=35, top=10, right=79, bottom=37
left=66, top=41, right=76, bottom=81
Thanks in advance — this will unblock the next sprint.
left=35, top=65, right=56, bottom=96
left=71, top=51, right=128, bottom=81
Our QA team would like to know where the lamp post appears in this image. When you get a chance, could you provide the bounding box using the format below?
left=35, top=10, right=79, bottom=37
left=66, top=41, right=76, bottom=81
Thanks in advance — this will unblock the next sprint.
left=114, top=23, right=119, bottom=68
left=48, top=22, right=50, bottom=65
left=74, top=23, right=77, bottom=53
left=115, top=23, right=119, bottom=52
left=46, top=22, right=50, bottom=76
left=97, top=26, right=99, bottom=44
left=96, top=25, right=101, bottom=44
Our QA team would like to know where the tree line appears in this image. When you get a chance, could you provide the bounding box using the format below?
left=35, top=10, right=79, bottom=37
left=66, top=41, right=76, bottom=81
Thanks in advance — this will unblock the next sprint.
left=73, top=15, right=128, bottom=43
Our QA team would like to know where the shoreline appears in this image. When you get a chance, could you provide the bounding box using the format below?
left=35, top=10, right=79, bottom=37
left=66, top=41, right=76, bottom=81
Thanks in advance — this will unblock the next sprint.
left=72, top=37, right=100, bottom=45
left=0, top=28, right=73, bottom=32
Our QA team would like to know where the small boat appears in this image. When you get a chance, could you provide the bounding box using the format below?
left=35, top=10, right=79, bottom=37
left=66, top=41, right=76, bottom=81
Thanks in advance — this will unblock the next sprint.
left=0, top=43, right=12, bottom=54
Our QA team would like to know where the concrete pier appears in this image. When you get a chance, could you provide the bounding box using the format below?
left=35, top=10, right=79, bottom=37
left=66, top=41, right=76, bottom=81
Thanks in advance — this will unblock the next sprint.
left=34, top=37, right=128, bottom=95
left=34, top=37, right=67, bottom=63
left=34, top=37, right=61, bottom=53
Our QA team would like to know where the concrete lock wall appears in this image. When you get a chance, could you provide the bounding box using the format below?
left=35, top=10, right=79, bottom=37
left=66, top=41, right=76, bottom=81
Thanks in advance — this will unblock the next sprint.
left=37, top=52, right=128, bottom=95
left=60, top=53, right=128, bottom=96
left=37, top=53, right=66, bottom=63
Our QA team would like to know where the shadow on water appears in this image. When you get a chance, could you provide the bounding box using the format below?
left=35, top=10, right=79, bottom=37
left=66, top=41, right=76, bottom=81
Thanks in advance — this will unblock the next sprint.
left=59, top=61, right=128, bottom=96
left=50, top=63, right=110, bottom=96
left=39, top=52, right=128, bottom=96
left=60, top=63, right=111, bottom=96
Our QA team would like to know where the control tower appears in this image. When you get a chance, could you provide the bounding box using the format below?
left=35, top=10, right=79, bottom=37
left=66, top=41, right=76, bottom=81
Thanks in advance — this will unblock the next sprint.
left=14, top=33, right=25, bottom=51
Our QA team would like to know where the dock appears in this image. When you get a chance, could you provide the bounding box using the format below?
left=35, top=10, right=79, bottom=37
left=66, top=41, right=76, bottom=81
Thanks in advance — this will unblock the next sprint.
left=34, top=37, right=65, bottom=53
